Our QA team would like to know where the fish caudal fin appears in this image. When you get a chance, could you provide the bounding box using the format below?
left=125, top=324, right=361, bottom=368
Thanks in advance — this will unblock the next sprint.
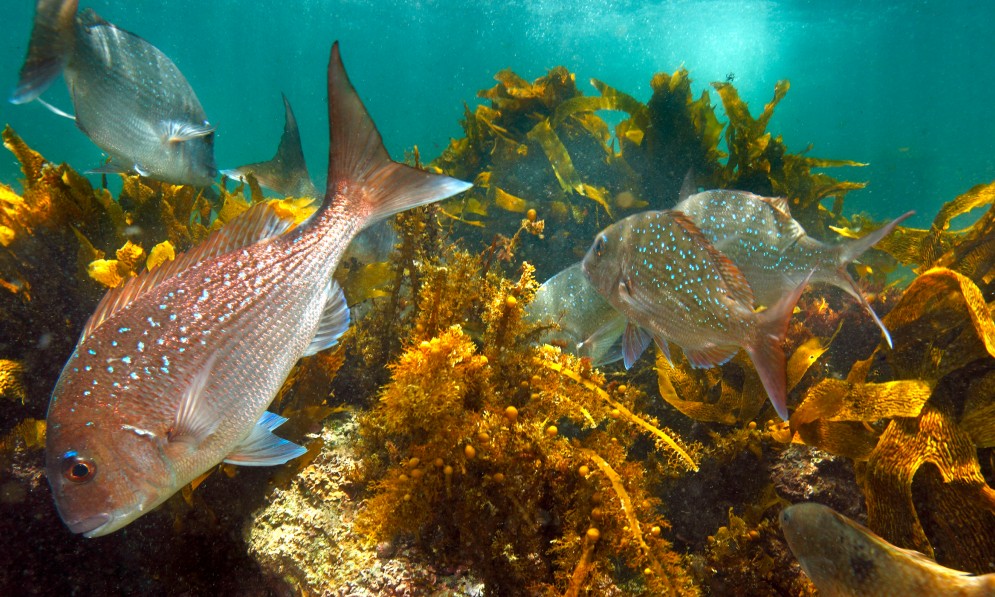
left=746, top=271, right=814, bottom=420
left=10, top=0, right=79, bottom=104
left=324, top=42, right=471, bottom=226
left=835, top=211, right=914, bottom=348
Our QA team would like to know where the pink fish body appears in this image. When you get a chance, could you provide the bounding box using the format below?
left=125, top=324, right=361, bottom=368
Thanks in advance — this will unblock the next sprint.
left=44, top=43, right=471, bottom=537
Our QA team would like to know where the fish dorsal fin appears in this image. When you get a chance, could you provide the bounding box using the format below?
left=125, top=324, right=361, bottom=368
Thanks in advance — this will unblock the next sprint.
left=669, top=210, right=755, bottom=306
left=758, top=195, right=793, bottom=219
left=168, top=354, right=219, bottom=448
left=224, top=411, right=306, bottom=466
left=82, top=201, right=295, bottom=337
left=301, top=279, right=350, bottom=357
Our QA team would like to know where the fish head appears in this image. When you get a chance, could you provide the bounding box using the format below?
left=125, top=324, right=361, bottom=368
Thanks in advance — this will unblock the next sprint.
left=780, top=503, right=864, bottom=590
left=46, top=377, right=175, bottom=537
left=581, top=219, right=632, bottom=302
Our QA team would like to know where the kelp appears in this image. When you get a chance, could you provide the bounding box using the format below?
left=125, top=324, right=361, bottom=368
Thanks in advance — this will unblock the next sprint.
left=354, top=248, right=699, bottom=595
left=434, top=64, right=867, bottom=282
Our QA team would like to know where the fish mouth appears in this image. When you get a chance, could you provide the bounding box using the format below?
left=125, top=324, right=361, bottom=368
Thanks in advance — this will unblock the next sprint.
left=66, top=513, right=112, bottom=536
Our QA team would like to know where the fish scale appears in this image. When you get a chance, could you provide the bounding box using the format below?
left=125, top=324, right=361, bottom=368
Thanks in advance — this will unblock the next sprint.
left=43, top=42, right=471, bottom=537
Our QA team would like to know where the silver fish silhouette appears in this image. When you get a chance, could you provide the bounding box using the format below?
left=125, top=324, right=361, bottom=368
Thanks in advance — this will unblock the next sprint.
left=527, top=262, right=626, bottom=366
left=676, top=189, right=913, bottom=347
left=781, top=503, right=995, bottom=596
left=222, top=93, right=319, bottom=198
left=582, top=210, right=810, bottom=419
left=11, top=0, right=217, bottom=186
left=43, top=42, right=471, bottom=537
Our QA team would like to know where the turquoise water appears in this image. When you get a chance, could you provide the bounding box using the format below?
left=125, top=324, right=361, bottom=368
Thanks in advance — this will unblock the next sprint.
left=2, top=1, right=993, bottom=226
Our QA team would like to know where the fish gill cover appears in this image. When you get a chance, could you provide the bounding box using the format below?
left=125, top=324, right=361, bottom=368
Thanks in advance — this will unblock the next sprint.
left=1, top=55, right=995, bottom=597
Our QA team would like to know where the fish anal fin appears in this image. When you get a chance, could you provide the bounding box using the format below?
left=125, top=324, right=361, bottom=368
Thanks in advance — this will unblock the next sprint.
left=224, top=411, right=306, bottom=466
left=302, top=280, right=350, bottom=356
left=746, top=271, right=813, bottom=420
left=684, top=344, right=738, bottom=369
left=622, top=322, right=652, bottom=370
left=669, top=210, right=756, bottom=306
left=653, top=334, right=673, bottom=364
left=82, top=201, right=296, bottom=337
left=168, top=355, right=219, bottom=448
left=324, top=42, right=471, bottom=226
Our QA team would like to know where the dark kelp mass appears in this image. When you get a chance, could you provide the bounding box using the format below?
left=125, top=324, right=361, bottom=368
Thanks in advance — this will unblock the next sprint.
left=1, top=61, right=994, bottom=595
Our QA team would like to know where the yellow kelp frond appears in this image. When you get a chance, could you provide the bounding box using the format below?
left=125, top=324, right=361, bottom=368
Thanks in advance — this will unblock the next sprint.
left=656, top=348, right=768, bottom=426
left=789, top=379, right=933, bottom=459
left=873, top=267, right=995, bottom=381
left=858, top=405, right=995, bottom=572
left=146, top=240, right=175, bottom=271
left=0, top=360, right=26, bottom=404
left=87, top=241, right=146, bottom=288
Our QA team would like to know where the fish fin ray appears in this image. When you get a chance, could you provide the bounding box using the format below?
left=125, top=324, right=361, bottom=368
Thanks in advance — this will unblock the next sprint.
left=684, top=344, right=738, bottom=368
left=669, top=210, right=755, bottom=306
left=836, top=268, right=894, bottom=348
left=653, top=334, right=672, bottom=364
left=837, top=210, right=915, bottom=265
left=35, top=96, right=75, bottom=120
left=169, top=354, right=219, bottom=447
left=82, top=202, right=295, bottom=336
left=302, top=279, right=350, bottom=356
left=578, top=314, right=627, bottom=366
left=224, top=411, right=306, bottom=466
left=677, top=168, right=697, bottom=203
left=161, top=120, right=215, bottom=144
left=86, top=163, right=127, bottom=175
left=323, top=42, right=471, bottom=226
left=746, top=271, right=813, bottom=420
left=9, top=0, right=78, bottom=104
left=757, top=195, right=794, bottom=219
left=622, top=322, right=652, bottom=370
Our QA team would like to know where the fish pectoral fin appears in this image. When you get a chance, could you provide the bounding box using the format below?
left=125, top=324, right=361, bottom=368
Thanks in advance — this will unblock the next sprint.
left=578, top=314, right=627, bottom=366
left=161, top=120, right=216, bottom=144
left=684, top=344, right=739, bottom=369
left=87, top=163, right=128, bottom=175
left=224, top=411, right=306, bottom=466
left=35, top=97, right=76, bottom=120
left=622, top=322, right=653, bottom=370
left=133, top=163, right=150, bottom=177
left=169, top=355, right=220, bottom=447
left=220, top=168, right=248, bottom=183
left=302, top=280, right=351, bottom=357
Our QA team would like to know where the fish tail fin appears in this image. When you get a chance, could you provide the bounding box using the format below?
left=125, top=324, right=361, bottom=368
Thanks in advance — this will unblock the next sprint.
left=322, top=42, right=471, bottom=226
left=834, top=211, right=913, bottom=348
left=837, top=210, right=915, bottom=265
left=747, top=271, right=813, bottom=421
left=10, top=0, right=79, bottom=104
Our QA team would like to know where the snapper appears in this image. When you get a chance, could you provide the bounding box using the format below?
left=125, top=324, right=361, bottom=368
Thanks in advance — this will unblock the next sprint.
left=676, top=189, right=913, bottom=347
left=43, top=42, right=471, bottom=537
left=582, top=210, right=810, bottom=420
left=11, top=0, right=217, bottom=186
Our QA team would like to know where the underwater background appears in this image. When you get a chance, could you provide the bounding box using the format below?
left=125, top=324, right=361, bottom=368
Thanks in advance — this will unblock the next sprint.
left=3, top=1, right=995, bottom=596
left=2, top=1, right=994, bottom=225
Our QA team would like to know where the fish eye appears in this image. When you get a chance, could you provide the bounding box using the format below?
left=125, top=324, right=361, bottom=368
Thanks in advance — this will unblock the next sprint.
left=594, top=235, right=607, bottom=257
left=62, top=452, right=96, bottom=483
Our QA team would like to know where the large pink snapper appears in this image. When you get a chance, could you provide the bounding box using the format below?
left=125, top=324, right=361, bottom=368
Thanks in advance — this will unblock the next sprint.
left=44, top=43, right=471, bottom=537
